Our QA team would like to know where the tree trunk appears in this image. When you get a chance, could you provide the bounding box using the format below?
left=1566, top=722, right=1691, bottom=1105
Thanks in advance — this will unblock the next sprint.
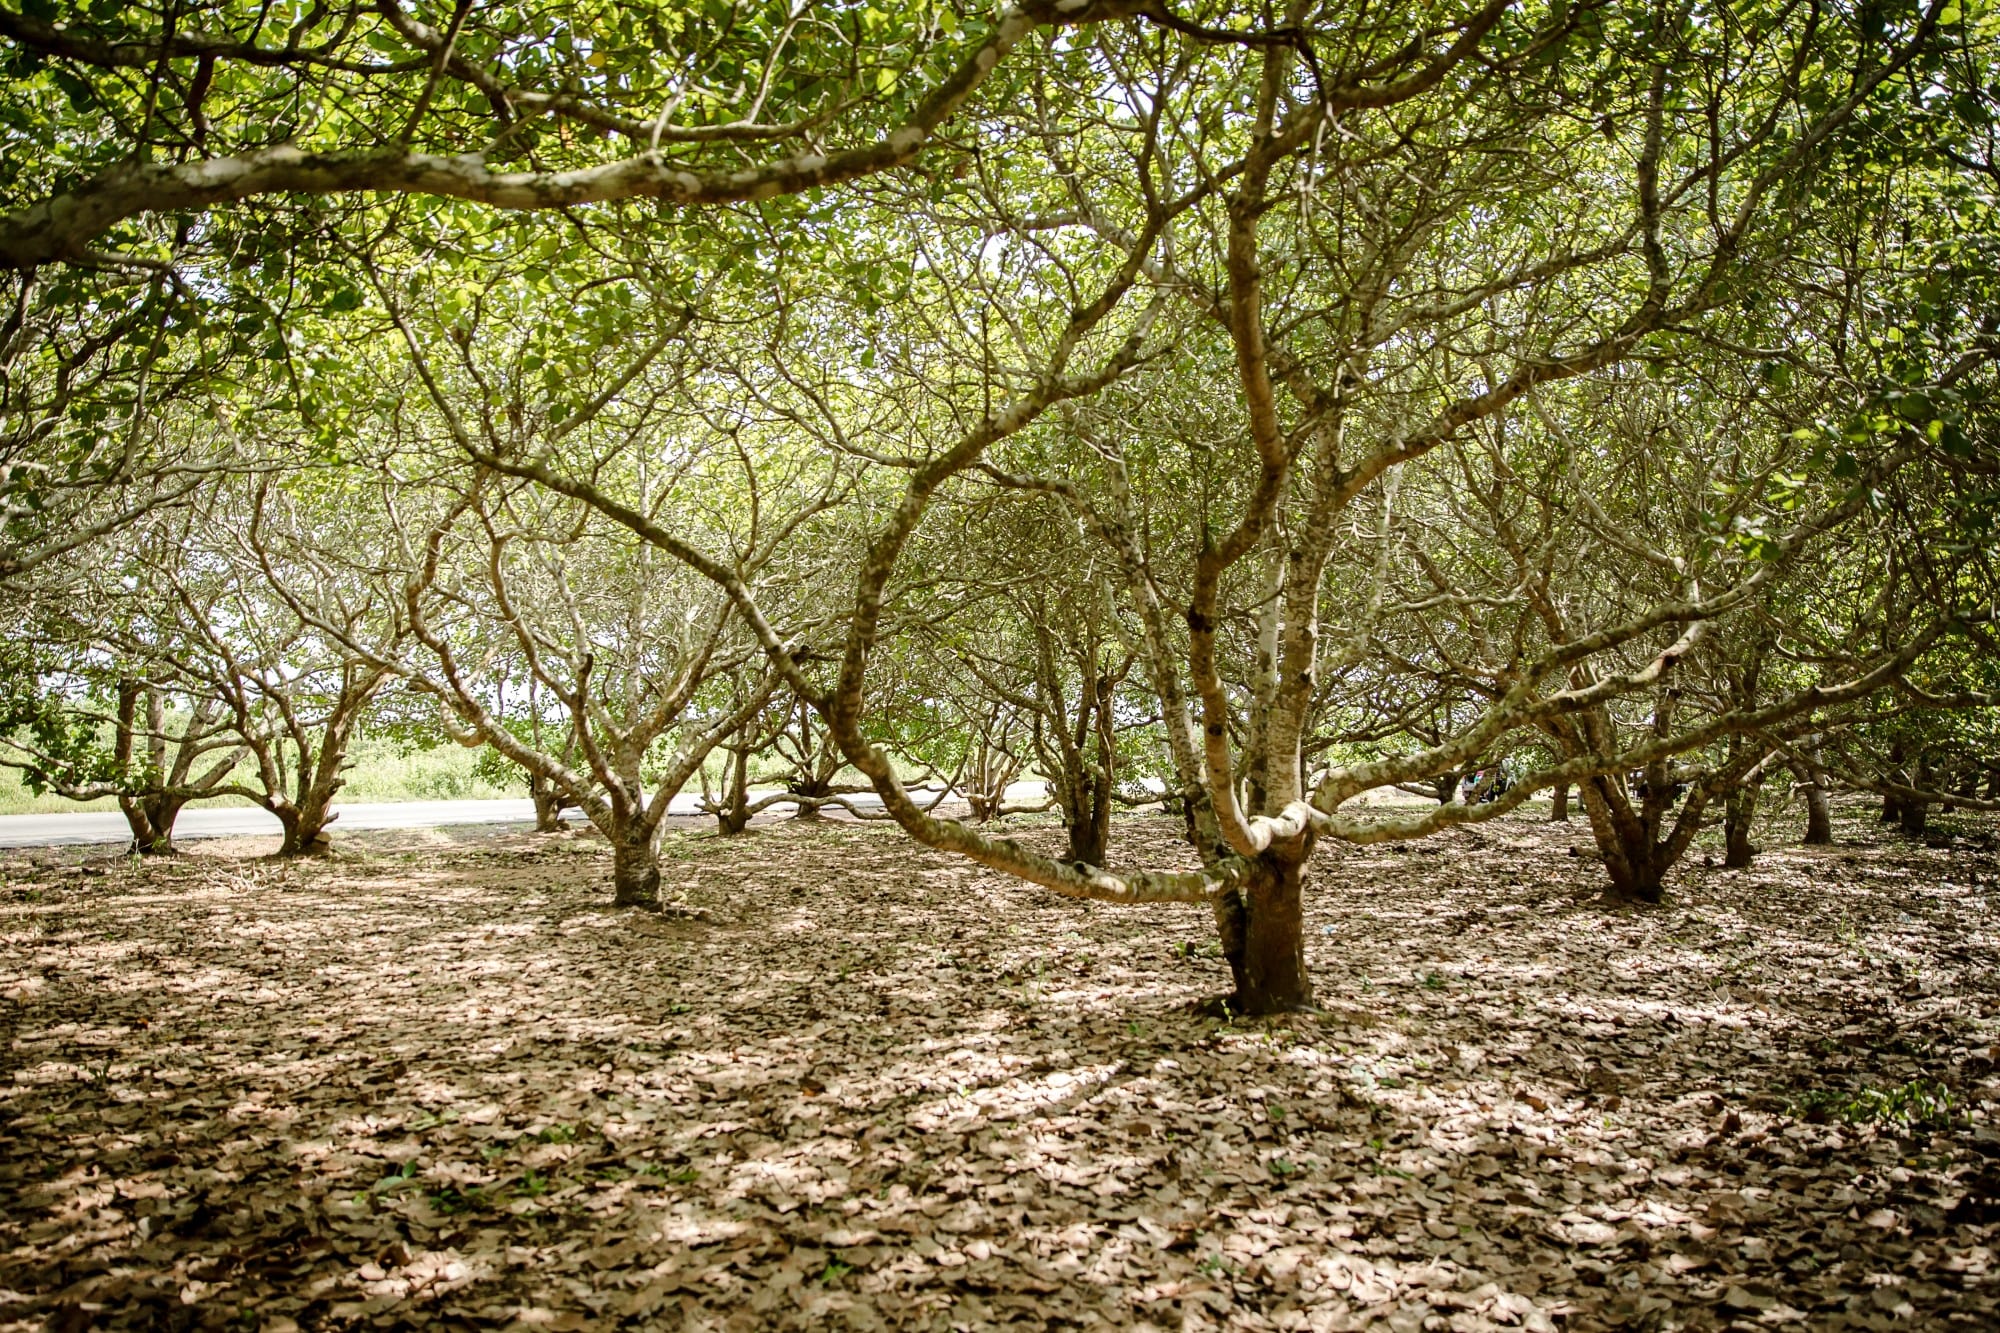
left=1549, top=783, right=1569, bottom=822
left=611, top=828, right=662, bottom=909
left=1578, top=776, right=1667, bottom=904
left=1603, top=846, right=1667, bottom=903
left=1063, top=803, right=1110, bottom=866
left=1214, top=854, right=1313, bottom=1014
left=1899, top=796, right=1929, bottom=836
left=714, top=750, right=753, bottom=836
left=1058, top=761, right=1114, bottom=865
left=272, top=699, right=367, bottom=857
left=275, top=803, right=336, bottom=857
left=119, top=793, right=185, bottom=855
left=1432, top=773, right=1459, bottom=805
left=789, top=780, right=829, bottom=820
left=529, top=774, right=567, bottom=833
left=1881, top=742, right=1906, bottom=822
left=1899, top=755, right=1931, bottom=835
left=1803, top=778, right=1832, bottom=845
left=1723, top=784, right=1758, bottom=869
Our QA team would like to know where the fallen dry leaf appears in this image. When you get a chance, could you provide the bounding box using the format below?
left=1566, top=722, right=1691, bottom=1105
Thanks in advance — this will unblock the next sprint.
left=0, top=803, right=1996, bottom=1330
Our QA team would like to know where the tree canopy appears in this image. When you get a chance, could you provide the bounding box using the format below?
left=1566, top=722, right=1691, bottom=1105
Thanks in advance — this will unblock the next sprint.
left=5, top=0, right=2000, bottom=1011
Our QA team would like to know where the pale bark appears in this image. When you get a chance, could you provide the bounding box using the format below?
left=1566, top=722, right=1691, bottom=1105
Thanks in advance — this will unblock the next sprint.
left=0, top=1, right=1159, bottom=269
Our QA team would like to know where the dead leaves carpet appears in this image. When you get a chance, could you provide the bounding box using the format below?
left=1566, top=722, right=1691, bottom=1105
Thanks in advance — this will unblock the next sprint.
left=2, top=808, right=1998, bottom=1331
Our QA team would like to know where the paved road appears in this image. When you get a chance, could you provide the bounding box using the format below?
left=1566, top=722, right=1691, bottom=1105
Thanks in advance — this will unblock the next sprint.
left=0, top=799, right=557, bottom=849
left=0, top=783, right=1076, bottom=850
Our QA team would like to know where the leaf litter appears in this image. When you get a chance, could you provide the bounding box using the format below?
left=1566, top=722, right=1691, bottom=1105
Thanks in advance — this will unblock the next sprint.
left=1, top=803, right=1997, bottom=1331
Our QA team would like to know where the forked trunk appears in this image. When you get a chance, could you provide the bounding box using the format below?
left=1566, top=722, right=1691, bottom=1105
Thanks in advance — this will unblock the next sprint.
left=1882, top=745, right=1906, bottom=822
left=272, top=719, right=359, bottom=857
left=611, top=830, right=662, bottom=910
left=1579, top=777, right=1668, bottom=904
left=1603, top=846, right=1667, bottom=903
left=275, top=802, right=336, bottom=857
left=1900, top=756, right=1933, bottom=834
left=119, top=793, right=186, bottom=855
left=789, top=780, right=830, bottom=820
left=529, top=774, right=568, bottom=833
left=710, top=749, right=755, bottom=836
left=1064, top=806, right=1110, bottom=866
left=1058, top=769, right=1113, bottom=866
left=1214, top=854, right=1312, bottom=1015
left=1549, top=783, right=1570, bottom=822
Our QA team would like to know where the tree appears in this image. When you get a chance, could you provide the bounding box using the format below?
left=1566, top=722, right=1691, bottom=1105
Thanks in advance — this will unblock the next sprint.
left=448, top=2, right=1993, bottom=1013
left=134, top=479, right=403, bottom=856
left=0, top=0, right=1170, bottom=269
left=13, top=1, right=1993, bottom=1020
left=0, top=661, right=242, bottom=855
left=394, top=471, right=782, bottom=906
left=920, top=490, right=1140, bottom=863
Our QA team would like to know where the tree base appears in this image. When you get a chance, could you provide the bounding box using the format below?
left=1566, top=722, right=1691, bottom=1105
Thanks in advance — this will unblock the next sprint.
left=1599, top=885, right=1664, bottom=906
left=1192, top=992, right=1321, bottom=1019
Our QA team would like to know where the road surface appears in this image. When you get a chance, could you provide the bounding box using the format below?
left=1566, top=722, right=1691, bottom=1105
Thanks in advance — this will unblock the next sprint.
left=0, top=782, right=1078, bottom=850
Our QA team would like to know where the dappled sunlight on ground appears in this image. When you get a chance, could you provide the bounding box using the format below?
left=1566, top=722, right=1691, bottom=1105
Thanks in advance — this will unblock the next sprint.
left=1, top=808, right=1998, bottom=1330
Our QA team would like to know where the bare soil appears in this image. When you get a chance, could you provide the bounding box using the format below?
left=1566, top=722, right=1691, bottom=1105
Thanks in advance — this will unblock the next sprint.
left=2, top=804, right=1998, bottom=1331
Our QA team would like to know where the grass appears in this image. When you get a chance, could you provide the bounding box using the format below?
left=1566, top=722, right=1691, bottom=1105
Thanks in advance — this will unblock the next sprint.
left=0, top=727, right=948, bottom=818
left=1791, top=1078, right=1957, bottom=1130
left=0, top=734, right=514, bottom=817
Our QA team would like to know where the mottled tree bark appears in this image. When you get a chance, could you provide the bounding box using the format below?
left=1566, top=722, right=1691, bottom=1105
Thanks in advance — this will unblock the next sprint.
left=1578, top=775, right=1671, bottom=904
left=119, top=792, right=188, bottom=856
left=1899, top=796, right=1929, bottom=836
left=1792, top=752, right=1832, bottom=844
left=611, top=829, right=662, bottom=909
left=274, top=803, right=336, bottom=857
left=1898, top=755, right=1932, bottom=835
left=1216, top=853, right=1313, bottom=1014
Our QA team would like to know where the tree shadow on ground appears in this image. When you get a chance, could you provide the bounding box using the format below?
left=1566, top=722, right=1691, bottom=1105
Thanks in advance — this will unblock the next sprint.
left=1, top=805, right=1997, bottom=1330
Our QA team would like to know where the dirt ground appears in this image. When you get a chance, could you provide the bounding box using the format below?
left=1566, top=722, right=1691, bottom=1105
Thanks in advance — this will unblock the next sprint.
left=2, top=802, right=1998, bottom=1332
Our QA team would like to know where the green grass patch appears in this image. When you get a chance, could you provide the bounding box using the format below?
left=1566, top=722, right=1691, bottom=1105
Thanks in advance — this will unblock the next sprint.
left=1792, top=1078, right=1956, bottom=1130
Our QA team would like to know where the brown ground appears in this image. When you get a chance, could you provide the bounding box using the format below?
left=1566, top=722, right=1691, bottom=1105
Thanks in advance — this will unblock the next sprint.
left=1, top=802, right=1998, bottom=1332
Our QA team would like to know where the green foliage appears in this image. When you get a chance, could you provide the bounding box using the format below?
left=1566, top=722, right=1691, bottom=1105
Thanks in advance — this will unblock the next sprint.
left=1792, top=1079, right=1957, bottom=1130
left=0, top=675, right=121, bottom=798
